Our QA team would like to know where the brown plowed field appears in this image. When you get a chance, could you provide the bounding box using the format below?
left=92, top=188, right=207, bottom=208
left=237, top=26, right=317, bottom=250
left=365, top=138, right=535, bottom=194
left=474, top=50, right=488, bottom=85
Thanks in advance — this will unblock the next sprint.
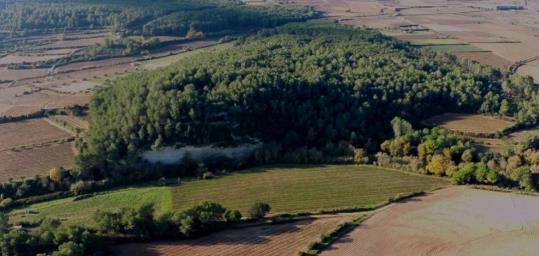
left=423, top=113, right=514, bottom=134
left=454, top=52, right=512, bottom=70
left=0, top=143, right=75, bottom=182
left=321, top=187, right=539, bottom=256
left=0, top=119, right=72, bottom=150
left=115, top=215, right=356, bottom=256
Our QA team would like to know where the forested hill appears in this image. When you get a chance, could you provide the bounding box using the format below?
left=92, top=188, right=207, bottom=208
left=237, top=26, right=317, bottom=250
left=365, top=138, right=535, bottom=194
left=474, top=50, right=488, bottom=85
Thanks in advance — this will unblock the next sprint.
left=0, top=0, right=319, bottom=36
left=81, top=21, right=539, bottom=171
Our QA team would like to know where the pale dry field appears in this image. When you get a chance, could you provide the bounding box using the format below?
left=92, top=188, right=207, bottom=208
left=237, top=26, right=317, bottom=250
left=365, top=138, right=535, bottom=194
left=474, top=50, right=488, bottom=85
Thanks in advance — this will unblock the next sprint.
left=321, top=187, right=539, bottom=256
left=423, top=113, right=514, bottom=134
left=115, top=215, right=355, bottom=256
left=287, top=0, right=539, bottom=78
left=0, top=118, right=72, bottom=150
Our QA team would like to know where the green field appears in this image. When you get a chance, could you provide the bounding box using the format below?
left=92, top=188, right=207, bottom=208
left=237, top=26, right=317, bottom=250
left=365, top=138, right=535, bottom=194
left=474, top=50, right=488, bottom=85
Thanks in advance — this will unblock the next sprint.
left=10, top=165, right=447, bottom=227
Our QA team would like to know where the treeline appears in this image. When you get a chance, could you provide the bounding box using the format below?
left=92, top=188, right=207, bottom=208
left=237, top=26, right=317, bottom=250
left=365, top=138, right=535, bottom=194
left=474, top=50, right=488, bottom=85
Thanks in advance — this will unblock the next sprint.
left=0, top=0, right=319, bottom=36
left=79, top=21, right=539, bottom=176
left=0, top=201, right=269, bottom=255
left=378, top=117, right=538, bottom=191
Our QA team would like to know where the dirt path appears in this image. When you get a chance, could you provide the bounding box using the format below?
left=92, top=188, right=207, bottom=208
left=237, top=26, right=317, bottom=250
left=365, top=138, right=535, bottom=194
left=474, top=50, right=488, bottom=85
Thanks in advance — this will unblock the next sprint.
left=321, top=187, right=539, bottom=256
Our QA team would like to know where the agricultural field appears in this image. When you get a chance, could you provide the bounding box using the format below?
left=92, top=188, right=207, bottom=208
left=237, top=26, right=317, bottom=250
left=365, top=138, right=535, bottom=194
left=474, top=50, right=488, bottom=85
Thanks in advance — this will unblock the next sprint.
left=0, top=119, right=73, bottom=150
left=9, top=185, right=172, bottom=226
left=282, top=0, right=539, bottom=80
left=48, top=115, right=90, bottom=133
left=423, top=113, right=515, bottom=152
left=423, top=113, right=514, bottom=135
left=114, top=215, right=357, bottom=256
left=0, top=119, right=75, bottom=182
left=0, top=143, right=75, bottom=183
left=321, top=187, right=539, bottom=256
left=8, top=165, right=447, bottom=227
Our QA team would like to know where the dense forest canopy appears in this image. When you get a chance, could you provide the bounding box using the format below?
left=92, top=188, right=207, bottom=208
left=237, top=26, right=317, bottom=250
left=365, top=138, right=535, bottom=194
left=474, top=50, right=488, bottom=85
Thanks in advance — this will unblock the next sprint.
left=0, top=0, right=319, bottom=36
left=80, top=21, right=539, bottom=172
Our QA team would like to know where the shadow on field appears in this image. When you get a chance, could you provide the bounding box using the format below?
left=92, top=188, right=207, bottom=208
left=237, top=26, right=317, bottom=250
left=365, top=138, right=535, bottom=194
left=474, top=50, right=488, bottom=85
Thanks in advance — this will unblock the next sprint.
left=114, top=219, right=316, bottom=256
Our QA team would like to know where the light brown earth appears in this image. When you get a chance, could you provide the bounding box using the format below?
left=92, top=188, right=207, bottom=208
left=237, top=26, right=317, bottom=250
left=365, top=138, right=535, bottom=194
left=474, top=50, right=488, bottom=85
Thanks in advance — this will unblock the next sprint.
left=423, top=113, right=514, bottom=134
left=0, top=143, right=75, bottom=182
left=0, top=118, right=73, bottom=150
left=282, top=0, right=539, bottom=80
left=114, top=215, right=356, bottom=256
left=321, top=187, right=539, bottom=256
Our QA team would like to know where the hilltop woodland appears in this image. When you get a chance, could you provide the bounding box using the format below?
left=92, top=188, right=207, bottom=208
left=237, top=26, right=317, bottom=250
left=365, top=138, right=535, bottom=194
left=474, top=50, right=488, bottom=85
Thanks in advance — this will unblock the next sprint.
left=80, top=22, right=539, bottom=176
left=2, top=21, right=539, bottom=209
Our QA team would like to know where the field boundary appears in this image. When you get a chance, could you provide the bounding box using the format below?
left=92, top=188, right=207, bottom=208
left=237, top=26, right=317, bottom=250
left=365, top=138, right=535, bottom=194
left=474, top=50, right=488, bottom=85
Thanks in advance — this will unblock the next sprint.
left=298, top=214, right=370, bottom=256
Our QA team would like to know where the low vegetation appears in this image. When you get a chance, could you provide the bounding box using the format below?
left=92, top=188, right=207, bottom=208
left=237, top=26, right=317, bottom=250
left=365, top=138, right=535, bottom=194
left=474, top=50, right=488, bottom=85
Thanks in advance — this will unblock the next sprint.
left=7, top=165, right=447, bottom=226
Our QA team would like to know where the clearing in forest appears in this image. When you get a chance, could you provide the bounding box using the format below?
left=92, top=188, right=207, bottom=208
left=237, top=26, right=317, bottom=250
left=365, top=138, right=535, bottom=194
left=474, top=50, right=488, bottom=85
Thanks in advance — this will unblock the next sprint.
left=423, top=113, right=514, bottom=135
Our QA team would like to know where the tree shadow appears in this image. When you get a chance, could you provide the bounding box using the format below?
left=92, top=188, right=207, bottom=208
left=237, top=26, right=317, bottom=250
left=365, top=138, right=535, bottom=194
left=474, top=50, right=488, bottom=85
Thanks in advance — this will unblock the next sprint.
left=114, top=219, right=316, bottom=256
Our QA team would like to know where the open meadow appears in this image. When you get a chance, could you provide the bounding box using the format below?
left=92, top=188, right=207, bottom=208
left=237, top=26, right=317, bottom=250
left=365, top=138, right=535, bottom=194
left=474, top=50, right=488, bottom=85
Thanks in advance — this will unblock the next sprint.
left=9, top=165, right=447, bottom=227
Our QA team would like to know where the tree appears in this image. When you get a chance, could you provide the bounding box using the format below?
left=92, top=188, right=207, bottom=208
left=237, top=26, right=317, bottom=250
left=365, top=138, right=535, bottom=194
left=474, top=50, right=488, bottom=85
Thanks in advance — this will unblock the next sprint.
left=52, top=242, right=84, bottom=256
left=0, top=212, right=9, bottom=232
left=390, top=117, right=413, bottom=138
left=461, top=149, right=473, bottom=163
left=224, top=210, right=242, bottom=223
left=248, top=202, right=271, bottom=219
left=426, top=154, right=454, bottom=176
left=49, top=167, right=66, bottom=183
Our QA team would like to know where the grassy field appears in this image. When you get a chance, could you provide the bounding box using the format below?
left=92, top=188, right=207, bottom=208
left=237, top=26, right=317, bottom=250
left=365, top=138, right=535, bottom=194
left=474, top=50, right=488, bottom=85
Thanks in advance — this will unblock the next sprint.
left=9, top=165, right=447, bottom=227
left=171, top=165, right=447, bottom=214
left=10, top=186, right=172, bottom=227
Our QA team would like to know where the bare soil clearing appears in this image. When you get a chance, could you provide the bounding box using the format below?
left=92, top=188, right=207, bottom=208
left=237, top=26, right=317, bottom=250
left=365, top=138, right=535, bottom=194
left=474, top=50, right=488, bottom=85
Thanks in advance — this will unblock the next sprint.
left=0, top=143, right=75, bottom=182
left=0, top=119, right=72, bottom=150
left=115, top=215, right=356, bottom=256
left=454, top=51, right=511, bottom=69
left=321, top=187, right=539, bottom=256
left=423, top=113, right=514, bottom=134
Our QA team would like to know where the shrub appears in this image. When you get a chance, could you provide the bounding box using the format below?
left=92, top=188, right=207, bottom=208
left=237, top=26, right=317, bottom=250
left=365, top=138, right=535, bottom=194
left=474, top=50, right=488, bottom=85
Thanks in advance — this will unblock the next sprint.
left=509, top=166, right=536, bottom=191
left=52, top=242, right=84, bottom=256
left=248, top=202, right=271, bottom=220
left=451, top=163, right=476, bottom=184
left=224, top=210, right=242, bottom=223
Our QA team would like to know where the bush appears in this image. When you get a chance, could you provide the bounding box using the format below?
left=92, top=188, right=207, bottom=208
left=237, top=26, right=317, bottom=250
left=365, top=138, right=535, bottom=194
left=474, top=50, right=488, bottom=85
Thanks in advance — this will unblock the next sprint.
left=52, top=242, right=84, bottom=256
left=509, top=166, right=536, bottom=191
left=224, top=210, right=242, bottom=223
left=451, top=163, right=476, bottom=184
left=248, top=202, right=271, bottom=220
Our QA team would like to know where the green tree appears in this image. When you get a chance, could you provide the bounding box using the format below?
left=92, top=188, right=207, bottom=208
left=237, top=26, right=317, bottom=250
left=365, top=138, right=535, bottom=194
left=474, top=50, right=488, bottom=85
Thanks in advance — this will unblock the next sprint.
left=248, top=202, right=271, bottom=219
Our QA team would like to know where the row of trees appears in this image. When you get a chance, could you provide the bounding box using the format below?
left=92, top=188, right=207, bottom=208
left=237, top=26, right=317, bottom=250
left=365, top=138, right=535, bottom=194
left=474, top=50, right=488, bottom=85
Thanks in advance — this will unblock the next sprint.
left=1, top=201, right=270, bottom=255
left=378, top=117, right=537, bottom=191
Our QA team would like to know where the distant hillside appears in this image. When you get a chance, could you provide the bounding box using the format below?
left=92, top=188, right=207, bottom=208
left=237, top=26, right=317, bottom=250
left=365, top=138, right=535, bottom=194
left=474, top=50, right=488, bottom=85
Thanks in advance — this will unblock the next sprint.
left=0, top=0, right=320, bottom=36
